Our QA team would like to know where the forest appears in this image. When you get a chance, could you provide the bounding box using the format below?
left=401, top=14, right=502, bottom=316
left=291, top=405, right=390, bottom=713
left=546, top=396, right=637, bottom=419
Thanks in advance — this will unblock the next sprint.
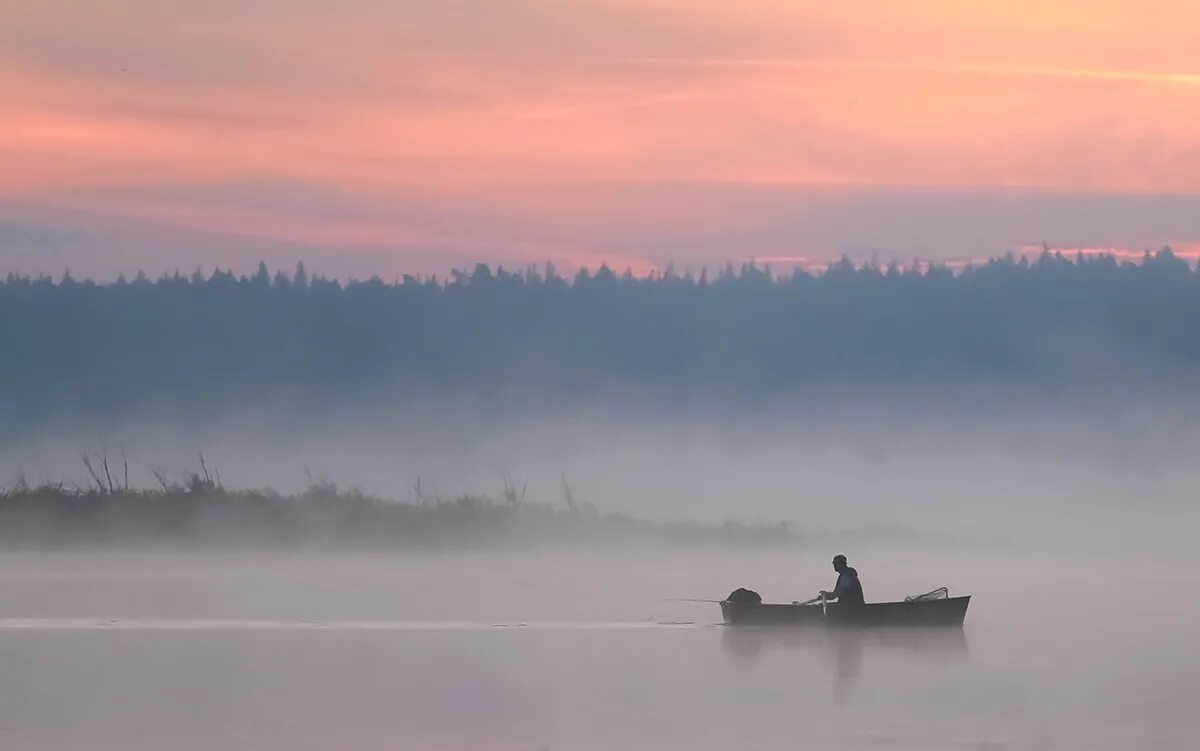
left=3, top=248, right=1199, bottom=429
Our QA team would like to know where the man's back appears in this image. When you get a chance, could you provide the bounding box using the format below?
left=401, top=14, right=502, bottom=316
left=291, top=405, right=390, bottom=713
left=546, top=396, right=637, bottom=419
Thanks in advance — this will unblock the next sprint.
left=835, top=566, right=865, bottom=607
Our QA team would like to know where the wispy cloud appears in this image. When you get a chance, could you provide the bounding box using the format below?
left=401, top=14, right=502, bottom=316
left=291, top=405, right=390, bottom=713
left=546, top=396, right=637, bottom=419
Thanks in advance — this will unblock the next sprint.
left=623, top=57, right=1200, bottom=87
left=3, top=0, right=1200, bottom=277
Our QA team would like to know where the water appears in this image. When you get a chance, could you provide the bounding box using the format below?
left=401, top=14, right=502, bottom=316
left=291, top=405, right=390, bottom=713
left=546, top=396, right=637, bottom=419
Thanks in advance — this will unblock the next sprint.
left=0, top=550, right=1196, bottom=750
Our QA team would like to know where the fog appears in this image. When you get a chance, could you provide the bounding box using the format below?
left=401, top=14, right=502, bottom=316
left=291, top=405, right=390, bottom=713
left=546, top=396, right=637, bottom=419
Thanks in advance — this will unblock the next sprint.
left=1, top=549, right=1198, bottom=749
left=5, top=393, right=1199, bottom=553
left=3, top=261, right=1200, bottom=749
left=3, top=403, right=1198, bottom=750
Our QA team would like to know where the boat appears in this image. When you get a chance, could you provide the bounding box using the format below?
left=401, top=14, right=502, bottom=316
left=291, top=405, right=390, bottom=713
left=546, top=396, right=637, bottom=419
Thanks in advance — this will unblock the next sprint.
left=720, top=595, right=970, bottom=627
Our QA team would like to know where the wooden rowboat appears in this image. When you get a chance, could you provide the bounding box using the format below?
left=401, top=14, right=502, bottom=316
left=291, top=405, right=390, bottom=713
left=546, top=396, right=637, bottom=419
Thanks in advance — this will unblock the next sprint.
left=720, top=595, right=970, bottom=627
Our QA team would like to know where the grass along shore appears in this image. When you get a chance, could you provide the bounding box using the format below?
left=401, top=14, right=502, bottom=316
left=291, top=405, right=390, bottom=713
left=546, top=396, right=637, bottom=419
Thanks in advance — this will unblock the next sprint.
left=0, top=457, right=798, bottom=550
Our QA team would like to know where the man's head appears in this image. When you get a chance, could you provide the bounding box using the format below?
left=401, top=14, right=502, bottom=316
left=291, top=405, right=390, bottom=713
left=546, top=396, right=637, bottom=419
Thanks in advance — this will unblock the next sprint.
left=832, top=554, right=848, bottom=573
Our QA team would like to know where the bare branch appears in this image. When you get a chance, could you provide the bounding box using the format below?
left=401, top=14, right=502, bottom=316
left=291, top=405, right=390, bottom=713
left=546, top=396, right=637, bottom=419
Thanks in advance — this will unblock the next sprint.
left=198, top=453, right=212, bottom=485
left=81, top=452, right=104, bottom=492
left=151, top=467, right=171, bottom=492
left=561, top=474, right=577, bottom=514
left=101, top=452, right=115, bottom=495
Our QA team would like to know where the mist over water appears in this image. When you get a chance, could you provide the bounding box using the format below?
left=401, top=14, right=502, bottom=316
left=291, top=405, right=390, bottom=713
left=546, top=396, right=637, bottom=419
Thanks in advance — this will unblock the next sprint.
left=6, top=399, right=1196, bottom=750
left=6, top=394, right=1200, bottom=552
left=3, top=262, right=1200, bottom=749
left=1, top=550, right=1197, bottom=750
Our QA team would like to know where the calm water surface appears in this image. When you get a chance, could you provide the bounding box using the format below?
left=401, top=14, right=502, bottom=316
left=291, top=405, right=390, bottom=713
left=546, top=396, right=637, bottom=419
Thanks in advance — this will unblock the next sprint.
left=0, top=550, right=1196, bottom=750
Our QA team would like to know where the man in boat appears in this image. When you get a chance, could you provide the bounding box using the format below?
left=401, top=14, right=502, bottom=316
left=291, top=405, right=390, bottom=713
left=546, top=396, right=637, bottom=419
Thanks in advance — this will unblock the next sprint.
left=819, top=554, right=865, bottom=608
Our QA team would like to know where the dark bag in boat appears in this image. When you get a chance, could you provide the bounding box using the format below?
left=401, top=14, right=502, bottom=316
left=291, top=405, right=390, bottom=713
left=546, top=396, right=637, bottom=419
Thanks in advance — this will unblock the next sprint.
left=726, top=588, right=762, bottom=605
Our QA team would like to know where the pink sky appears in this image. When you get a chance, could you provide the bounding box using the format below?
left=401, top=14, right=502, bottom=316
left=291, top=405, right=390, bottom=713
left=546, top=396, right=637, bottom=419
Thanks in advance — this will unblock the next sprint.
left=3, top=1, right=1200, bottom=278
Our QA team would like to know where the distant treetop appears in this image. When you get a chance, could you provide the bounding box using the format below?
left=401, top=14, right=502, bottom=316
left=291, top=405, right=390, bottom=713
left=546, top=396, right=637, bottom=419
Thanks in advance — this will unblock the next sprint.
left=2, top=249, right=1198, bottom=427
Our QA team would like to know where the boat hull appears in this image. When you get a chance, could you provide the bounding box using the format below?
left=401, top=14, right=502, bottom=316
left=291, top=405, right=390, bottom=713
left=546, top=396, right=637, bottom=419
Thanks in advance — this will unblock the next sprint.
left=721, top=596, right=970, bottom=627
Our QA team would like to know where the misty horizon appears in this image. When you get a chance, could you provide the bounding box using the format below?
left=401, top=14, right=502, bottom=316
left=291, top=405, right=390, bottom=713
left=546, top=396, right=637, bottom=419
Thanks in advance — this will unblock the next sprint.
left=4, top=246, right=1200, bottom=555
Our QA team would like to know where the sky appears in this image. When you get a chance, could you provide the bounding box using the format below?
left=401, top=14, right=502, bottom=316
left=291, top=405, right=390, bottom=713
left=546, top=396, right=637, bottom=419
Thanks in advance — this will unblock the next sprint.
left=3, top=0, right=1200, bottom=279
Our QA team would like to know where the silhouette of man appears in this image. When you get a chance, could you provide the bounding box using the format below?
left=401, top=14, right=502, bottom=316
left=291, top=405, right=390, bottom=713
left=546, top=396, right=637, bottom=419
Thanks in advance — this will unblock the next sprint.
left=820, top=554, right=865, bottom=607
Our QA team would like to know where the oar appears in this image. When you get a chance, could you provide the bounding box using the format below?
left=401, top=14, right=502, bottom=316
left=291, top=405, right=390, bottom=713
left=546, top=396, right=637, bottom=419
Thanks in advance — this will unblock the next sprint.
left=792, top=594, right=829, bottom=617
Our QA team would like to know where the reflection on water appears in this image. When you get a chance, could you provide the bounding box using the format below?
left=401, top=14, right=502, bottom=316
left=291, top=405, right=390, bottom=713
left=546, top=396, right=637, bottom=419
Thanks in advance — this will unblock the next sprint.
left=722, top=625, right=969, bottom=701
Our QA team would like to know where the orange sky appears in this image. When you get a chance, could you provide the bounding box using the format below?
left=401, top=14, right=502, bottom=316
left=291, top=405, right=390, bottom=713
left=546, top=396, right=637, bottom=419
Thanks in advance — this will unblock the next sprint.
left=2, top=0, right=1199, bottom=277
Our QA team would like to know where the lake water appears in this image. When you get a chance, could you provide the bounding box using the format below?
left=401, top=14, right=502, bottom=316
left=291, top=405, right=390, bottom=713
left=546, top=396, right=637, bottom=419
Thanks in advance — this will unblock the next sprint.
left=0, top=549, right=1196, bottom=750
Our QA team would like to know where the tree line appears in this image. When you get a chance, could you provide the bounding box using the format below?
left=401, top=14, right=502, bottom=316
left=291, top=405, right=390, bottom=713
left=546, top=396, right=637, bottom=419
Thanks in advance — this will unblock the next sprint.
left=3, top=249, right=1199, bottom=427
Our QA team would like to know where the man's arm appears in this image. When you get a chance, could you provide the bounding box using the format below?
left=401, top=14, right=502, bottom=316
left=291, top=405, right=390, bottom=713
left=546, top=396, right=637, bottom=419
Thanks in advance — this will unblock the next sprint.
left=819, top=574, right=845, bottom=601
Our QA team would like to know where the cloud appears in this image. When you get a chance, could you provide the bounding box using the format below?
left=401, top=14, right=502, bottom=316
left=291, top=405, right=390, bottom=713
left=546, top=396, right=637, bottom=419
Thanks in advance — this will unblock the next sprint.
left=2, top=0, right=1200, bottom=276
left=7, top=186, right=1200, bottom=281
left=0, top=218, right=79, bottom=249
left=623, top=57, right=1200, bottom=87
